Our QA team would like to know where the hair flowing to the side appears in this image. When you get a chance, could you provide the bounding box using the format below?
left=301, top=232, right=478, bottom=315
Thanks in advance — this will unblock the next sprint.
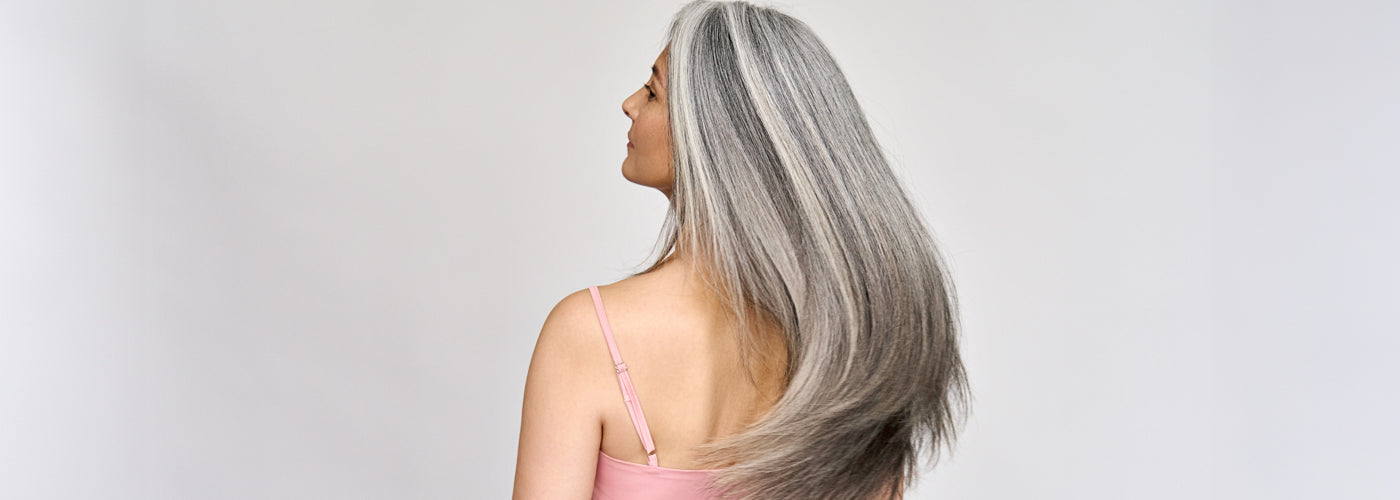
left=626, top=2, right=971, bottom=499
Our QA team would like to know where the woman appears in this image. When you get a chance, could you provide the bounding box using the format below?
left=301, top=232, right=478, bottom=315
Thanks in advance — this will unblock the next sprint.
left=513, top=1, right=970, bottom=499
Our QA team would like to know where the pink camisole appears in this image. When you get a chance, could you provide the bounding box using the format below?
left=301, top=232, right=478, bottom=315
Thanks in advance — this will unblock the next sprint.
left=588, top=285, right=725, bottom=500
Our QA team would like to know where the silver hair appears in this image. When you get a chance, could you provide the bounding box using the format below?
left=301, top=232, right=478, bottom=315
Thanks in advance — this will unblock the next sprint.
left=626, top=1, right=971, bottom=498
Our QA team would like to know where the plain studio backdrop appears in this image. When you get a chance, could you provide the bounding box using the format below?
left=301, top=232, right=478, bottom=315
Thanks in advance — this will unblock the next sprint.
left=2, top=0, right=1396, bottom=498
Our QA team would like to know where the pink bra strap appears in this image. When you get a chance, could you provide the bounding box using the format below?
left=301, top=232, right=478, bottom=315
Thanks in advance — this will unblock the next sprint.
left=587, top=285, right=660, bottom=467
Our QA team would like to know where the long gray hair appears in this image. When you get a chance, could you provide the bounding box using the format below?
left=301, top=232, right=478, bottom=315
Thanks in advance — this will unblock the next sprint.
left=626, top=1, right=971, bottom=498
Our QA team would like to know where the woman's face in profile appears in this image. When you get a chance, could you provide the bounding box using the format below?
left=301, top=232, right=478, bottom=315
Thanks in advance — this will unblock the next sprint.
left=621, top=46, right=672, bottom=196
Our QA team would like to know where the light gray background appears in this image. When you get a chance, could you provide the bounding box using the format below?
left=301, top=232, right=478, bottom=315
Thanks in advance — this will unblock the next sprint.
left=2, top=0, right=1396, bottom=499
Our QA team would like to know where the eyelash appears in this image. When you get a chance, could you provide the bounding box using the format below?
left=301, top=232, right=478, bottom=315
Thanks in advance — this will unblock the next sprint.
left=646, top=85, right=655, bottom=99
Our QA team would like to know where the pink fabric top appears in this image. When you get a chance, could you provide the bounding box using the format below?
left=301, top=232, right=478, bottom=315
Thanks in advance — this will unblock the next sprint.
left=588, top=285, right=724, bottom=500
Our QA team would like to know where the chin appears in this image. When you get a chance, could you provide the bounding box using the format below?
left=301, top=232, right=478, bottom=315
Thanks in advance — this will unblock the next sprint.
left=621, top=160, right=640, bottom=185
left=620, top=159, right=673, bottom=190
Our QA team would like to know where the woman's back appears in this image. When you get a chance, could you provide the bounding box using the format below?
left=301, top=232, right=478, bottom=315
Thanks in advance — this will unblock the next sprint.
left=592, top=257, right=788, bottom=471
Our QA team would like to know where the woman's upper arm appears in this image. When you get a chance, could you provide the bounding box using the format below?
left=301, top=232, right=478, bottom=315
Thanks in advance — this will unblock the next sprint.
left=513, top=290, right=607, bottom=500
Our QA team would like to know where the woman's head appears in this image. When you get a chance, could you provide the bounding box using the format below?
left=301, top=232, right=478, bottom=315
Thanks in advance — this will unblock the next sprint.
left=620, top=45, right=673, bottom=196
left=624, top=1, right=970, bottom=499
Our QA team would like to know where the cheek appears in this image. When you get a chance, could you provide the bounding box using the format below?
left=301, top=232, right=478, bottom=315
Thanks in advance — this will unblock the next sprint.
left=643, top=115, right=670, bottom=150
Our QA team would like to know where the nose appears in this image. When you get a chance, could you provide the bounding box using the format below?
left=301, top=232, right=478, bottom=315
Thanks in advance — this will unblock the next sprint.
left=621, top=88, right=641, bottom=120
